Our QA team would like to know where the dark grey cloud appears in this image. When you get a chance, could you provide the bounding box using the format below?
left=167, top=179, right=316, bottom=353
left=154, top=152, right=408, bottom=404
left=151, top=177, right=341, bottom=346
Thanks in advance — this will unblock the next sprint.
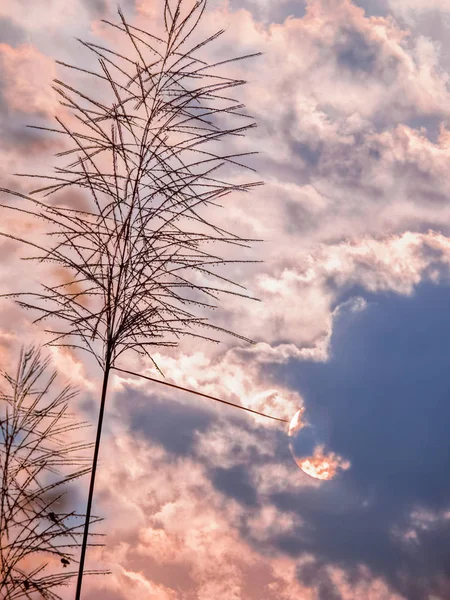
left=284, top=199, right=321, bottom=236
left=211, top=464, right=259, bottom=507
left=227, top=0, right=306, bottom=24
left=119, top=387, right=215, bottom=456
left=0, top=110, right=61, bottom=194
left=119, top=380, right=292, bottom=463
left=297, top=562, right=343, bottom=600
left=80, top=0, right=137, bottom=19
left=80, top=0, right=108, bottom=16
left=334, top=27, right=379, bottom=73
left=290, top=140, right=323, bottom=169
left=263, top=282, right=450, bottom=599
left=405, top=114, right=443, bottom=143
left=352, top=0, right=390, bottom=17
left=0, top=118, right=56, bottom=152
left=314, top=284, right=450, bottom=507
left=0, top=17, right=27, bottom=47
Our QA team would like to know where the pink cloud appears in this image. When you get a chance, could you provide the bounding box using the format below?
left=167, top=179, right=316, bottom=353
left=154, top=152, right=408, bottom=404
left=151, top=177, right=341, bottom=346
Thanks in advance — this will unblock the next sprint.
left=0, top=43, right=57, bottom=116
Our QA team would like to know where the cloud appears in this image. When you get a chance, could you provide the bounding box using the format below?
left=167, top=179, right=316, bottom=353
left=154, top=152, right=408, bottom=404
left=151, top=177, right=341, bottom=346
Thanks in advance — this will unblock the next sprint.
left=84, top=432, right=296, bottom=599
left=0, top=17, right=26, bottom=47
left=262, top=282, right=450, bottom=598
left=3, top=1, right=450, bottom=599
left=82, top=424, right=403, bottom=600
left=0, top=43, right=57, bottom=116
left=212, top=232, right=450, bottom=364
left=204, top=0, right=450, bottom=254
left=100, top=282, right=450, bottom=598
left=100, top=280, right=450, bottom=599
left=388, top=0, right=450, bottom=23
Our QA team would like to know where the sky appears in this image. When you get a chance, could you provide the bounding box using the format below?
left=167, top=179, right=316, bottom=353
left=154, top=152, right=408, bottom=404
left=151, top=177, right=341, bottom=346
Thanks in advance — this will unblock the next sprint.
left=1, top=0, right=450, bottom=599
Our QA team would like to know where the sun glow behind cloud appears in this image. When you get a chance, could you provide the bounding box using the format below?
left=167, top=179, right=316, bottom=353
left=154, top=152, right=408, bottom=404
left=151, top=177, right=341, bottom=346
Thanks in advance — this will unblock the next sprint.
left=296, top=445, right=351, bottom=481
left=288, top=408, right=352, bottom=480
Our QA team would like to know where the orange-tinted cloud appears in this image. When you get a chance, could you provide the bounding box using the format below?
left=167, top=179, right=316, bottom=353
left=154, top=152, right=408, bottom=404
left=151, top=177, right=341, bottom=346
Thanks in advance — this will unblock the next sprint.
left=0, top=43, right=57, bottom=116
